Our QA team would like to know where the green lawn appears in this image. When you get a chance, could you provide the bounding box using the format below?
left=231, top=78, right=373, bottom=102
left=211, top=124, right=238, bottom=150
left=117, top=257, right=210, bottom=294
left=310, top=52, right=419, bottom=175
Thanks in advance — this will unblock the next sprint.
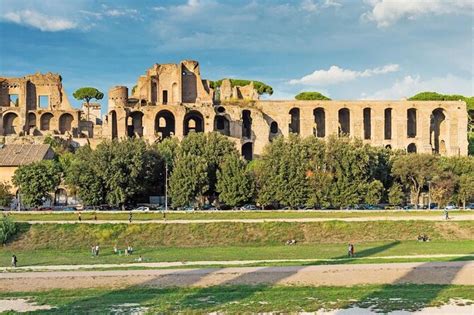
left=6, top=209, right=469, bottom=221
left=1, top=240, right=473, bottom=267
left=1, top=284, right=472, bottom=313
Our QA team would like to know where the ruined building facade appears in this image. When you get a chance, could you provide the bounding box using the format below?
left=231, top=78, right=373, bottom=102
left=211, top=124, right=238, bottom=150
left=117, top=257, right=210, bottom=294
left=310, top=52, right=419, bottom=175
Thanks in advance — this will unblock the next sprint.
left=0, top=60, right=469, bottom=159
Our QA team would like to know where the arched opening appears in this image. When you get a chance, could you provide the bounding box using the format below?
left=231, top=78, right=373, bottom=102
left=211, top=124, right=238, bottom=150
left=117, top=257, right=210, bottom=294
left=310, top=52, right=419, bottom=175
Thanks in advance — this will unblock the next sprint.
left=59, top=113, right=74, bottom=134
left=184, top=111, right=204, bottom=135
left=289, top=108, right=300, bottom=134
left=270, top=121, right=278, bottom=134
left=363, top=108, right=371, bottom=139
left=384, top=108, right=392, bottom=140
left=214, top=116, right=230, bottom=136
left=385, top=145, right=392, bottom=150
left=407, top=143, right=417, bottom=153
left=439, top=140, right=446, bottom=155
left=110, top=111, right=118, bottom=139
left=407, top=108, right=417, bottom=138
left=40, top=113, right=53, bottom=131
left=54, top=188, right=68, bottom=206
left=127, top=111, right=144, bottom=137
left=172, top=82, right=178, bottom=103
left=27, top=112, right=36, bottom=130
left=242, top=142, right=253, bottom=161
left=313, top=108, right=325, bottom=138
left=3, top=112, right=19, bottom=135
left=338, top=108, right=350, bottom=136
left=430, top=108, right=446, bottom=154
left=242, top=110, right=252, bottom=139
left=155, top=110, right=175, bottom=139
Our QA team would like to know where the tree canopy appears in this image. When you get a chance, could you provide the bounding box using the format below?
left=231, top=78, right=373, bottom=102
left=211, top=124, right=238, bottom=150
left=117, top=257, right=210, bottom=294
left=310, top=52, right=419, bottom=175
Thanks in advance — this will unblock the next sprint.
left=408, top=91, right=473, bottom=111
left=295, top=92, right=331, bottom=100
left=210, top=79, right=273, bottom=95
left=73, top=87, right=104, bottom=104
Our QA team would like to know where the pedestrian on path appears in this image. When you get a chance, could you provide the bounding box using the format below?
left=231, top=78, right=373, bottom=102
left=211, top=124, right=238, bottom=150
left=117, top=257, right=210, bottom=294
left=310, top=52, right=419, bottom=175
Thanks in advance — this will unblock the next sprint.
left=129, top=211, right=133, bottom=223
left=78, top=212, right=82, bottom=222
left=95, top=244, right=100, bottom=256
left=11, top=255, right=17, bottom=267
left=348, top=244, right=353, bottom=257
left=94, top=213, right=97, bottom=221
left=444, top=209, right=450, bottom=220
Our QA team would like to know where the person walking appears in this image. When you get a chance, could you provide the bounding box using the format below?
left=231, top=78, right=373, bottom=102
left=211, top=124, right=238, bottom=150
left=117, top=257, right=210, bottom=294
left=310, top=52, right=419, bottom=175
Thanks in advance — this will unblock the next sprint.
left=348, top=244, right=353, bottom=257
left=94, top=213, right=97, bottom=221
left=95, top=244, right=100, bottom=256
left=91, top=245, right=96, bottom=256
left=129, top=211, right=133, bottom=223
left=351, top=244, right=355, bottom=257
left=78, top=212, right=82, bottom=222
left=11, top=255, right=17, bottom=268
left=444, top=209, right=450, bottom=220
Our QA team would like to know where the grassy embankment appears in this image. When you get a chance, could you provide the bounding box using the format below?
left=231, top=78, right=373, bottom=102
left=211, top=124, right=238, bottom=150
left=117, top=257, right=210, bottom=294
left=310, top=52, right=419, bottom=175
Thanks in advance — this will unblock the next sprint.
left=1, top=221, right=473, bottom=267
left=1, top=284, right=473, bottom=313
left=6, top=209, right=469, bottom=221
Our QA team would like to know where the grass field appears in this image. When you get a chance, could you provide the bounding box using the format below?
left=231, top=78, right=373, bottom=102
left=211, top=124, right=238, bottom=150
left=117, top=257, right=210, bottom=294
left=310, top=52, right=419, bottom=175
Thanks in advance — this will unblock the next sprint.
left=1, top=241, right=473, bottom=268
left=6, top=209, right=469, bottom=221
left=1, top=284, right=472, bottom=313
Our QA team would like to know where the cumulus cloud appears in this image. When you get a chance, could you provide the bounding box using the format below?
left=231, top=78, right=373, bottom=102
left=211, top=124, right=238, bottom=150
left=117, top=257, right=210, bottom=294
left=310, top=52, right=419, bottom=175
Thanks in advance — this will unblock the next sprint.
left=361, top=74, right=473, bottom=100
left=2, top=10, right=77, bottom=32
left=289, top=64, right=399, bottom=85
left=363, top=0, right=473, bottom=27
left=300, top=0, right=342, bottom=12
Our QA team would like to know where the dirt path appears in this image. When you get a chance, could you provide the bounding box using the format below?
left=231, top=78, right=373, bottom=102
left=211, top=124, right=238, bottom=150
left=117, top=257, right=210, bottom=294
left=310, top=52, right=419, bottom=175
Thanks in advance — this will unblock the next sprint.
left=2, top=254, right=473, bottom=272
left=1, top=261, right=472, bottom=292
left=21, top=214, right=474, bottom=224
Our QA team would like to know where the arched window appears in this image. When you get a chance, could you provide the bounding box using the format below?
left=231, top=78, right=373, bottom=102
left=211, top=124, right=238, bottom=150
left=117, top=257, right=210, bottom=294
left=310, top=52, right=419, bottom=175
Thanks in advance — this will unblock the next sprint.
left=407, top=143, right=417, bottom=153
left=127, top=111, right=144, bottom=137
left=338, top=108, right=350, bottom=136
left=270, top=121, right=278, bottom=134
left=384, top=108, right=392, bottom=140
left=242, top=142, right=253, bottom=161
left=3, top=112, right=19, bottom=135
left=40, top=113, right=53, bottom=131
left=214, top=116, right=230, bottom=136
left=407, top=108, right=417, bottom=138
left=59, top=113, right=74, bottom=134
left=110, top=111, right=118, bottom=139
left=242, top=110, right=252, bottom=139
left=155, top=110, right=175, bottom=139
left=289, top=108, right=300, bottom=134
left=363, top=108, right=371, bottom=139
left=430, top=108, right=446, bottom=154
left=184, top=111, right=204, bottom=135
left=313, top=108, right=325, bottom=138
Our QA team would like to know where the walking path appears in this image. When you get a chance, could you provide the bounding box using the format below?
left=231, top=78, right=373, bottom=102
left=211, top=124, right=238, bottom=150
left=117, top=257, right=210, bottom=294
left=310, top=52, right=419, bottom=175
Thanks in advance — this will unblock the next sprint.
left=2, top=254, right=473, bottom=272
left=1, top=261, right=472, bottom=292
left=22, top=214, right=474, bottom=224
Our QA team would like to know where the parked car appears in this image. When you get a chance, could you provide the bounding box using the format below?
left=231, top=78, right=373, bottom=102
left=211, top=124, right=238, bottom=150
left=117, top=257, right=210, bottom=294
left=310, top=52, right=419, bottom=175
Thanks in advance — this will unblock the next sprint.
left=133, top=206, right=150, bottom=211
left=467, top=203, right=474, bottom=210
left=55, top=206, right=77, bottom=211
left=445, top=204, right=456, bottom=210
left=240, top=204, right=257, bottom=210
left=38, top=206, right=53, bottom=211
left=403, top=204, right=415, bottom=210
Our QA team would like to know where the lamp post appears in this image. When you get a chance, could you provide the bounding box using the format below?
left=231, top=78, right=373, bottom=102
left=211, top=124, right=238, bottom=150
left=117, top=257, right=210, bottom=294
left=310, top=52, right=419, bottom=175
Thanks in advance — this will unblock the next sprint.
left=165, top=163, right=168, bottom=212
left=427, top=181, right=431, bottom=210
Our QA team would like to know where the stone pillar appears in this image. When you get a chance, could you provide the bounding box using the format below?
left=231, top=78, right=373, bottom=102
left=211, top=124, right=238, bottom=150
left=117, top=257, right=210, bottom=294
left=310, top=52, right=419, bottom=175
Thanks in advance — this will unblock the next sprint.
left=300, top=106, right=314, bottom=138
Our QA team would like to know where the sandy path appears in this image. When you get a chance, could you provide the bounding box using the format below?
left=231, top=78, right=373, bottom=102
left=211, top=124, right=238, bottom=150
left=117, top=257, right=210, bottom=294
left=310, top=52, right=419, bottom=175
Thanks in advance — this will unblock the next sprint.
left=1, top=261, right=472, bottom=292
left=21, top=214, right=474, bottom=224
left=2, top=254, right=472, bottom=272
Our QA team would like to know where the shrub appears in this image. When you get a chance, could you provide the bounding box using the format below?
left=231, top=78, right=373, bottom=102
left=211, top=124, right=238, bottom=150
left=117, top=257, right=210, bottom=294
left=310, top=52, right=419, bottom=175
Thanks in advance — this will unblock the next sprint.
left=295, top=92, right=331, bottom=100
left=210, top=79, right=273, bottom=95
left=0, top=217, right=17, bottom=244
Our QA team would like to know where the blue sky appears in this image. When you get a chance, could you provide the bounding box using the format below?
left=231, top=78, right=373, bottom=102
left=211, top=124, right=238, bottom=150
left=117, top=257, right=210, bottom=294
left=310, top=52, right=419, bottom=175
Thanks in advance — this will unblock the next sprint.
left=0, top=0, right=472, bottom=111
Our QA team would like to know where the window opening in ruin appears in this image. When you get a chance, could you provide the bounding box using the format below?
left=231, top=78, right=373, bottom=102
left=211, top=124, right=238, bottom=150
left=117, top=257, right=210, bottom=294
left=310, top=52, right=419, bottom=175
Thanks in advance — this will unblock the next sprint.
left=162, top=90, right=168, bottom=104
left=363, top=108, right=371, bottom=140
left=338, top=108, right=350, bottom=136
left=214, top=116, right=230, bottom=136
left=289, top=108, right=300, bottom=134
left=313, top=108, right=325, bottom=138
left=127, top=112, right=144, bottom=137
left=40, top=113, right=53, bottom=131
left=184, top=111, right=204, bottom=135
left=110, top=111, right=118, bottom=139
left=270, top=121, right=278, bottom=134
left=242, top=110, right=252, bottom=139
left=242, top=142, right=253, bottom=161
left=27, top=113, right=36, bottom=130
left=59, top=114, right=74, bottom=135
left=407, top=108, right=417, bottom=138
left=3, top=112, right=19, bottom=135
left=9, top=94, right=19, bottom=106
left=407, top=143, right=417, bottom=153
left=155, top=110, right=175, bottom=139
left=385, top=145, right=392, bottom=150
left=151, top=82, right=157, bottom=104
left=430, top=108, right=446, bottom=154
left=38, top=95, right=49, bottom=109
left=384, top=108, right=392, bottom=140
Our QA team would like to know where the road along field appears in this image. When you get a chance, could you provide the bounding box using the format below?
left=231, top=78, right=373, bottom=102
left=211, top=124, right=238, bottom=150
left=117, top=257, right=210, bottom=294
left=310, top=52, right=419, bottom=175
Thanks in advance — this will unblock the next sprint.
left=6, top=209, right=472, bottom=222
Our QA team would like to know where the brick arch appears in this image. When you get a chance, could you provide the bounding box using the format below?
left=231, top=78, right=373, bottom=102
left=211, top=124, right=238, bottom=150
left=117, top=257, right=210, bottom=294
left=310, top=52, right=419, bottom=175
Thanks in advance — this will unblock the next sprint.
left=40, top=112, right=54, bottom=131
left=59, top=113, right=74, bottom=134
left=184, top=110, right=204, bottom=135
left=3, top=112, right=19, bottom=135
left=155, top=110, right=175, bottom=139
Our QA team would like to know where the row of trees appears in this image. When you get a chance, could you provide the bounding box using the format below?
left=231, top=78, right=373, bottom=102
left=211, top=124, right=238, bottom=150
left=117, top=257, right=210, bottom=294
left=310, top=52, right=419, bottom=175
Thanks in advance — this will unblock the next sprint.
left=11, top=133, right=474, bottom=209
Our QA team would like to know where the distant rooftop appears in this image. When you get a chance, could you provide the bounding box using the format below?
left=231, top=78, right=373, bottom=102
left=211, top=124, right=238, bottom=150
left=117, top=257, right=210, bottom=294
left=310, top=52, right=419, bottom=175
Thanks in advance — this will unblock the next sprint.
left=0, top=144, right=54, bottom=166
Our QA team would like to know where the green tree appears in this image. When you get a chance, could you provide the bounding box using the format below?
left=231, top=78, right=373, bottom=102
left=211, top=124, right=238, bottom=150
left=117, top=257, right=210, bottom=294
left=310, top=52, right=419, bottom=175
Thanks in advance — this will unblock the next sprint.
left=458, top=174, right=474, bottom=209
left=12, top=160, right=61, bottom=207
left=391, top=154, right=439, bottom=208
left=73, top=87, right=104, bottom=121
left=210, top=79, right=273, bottom=95
left=0, top=217, right=17, bottom=244
left=365, top=180, right=384, bottom=205
left=295, top=92, right=331, bottom=100
left=430, top=172, right=456, bottom=208
left=0, top=181, right=13, bottom=208
left=388, top=182, right=405, bottom=205
left=216, top=154, right=254, bottom=207
left=169, top=153, right=208, bottom=208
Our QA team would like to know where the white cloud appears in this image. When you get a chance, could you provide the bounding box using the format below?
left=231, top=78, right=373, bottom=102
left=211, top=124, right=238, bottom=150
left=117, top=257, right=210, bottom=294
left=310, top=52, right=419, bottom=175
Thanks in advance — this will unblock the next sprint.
left=363, top=0, right=473, bottom=27
left=301, top=0, right=319, bottom=12
left=289, top=64, right=399, bottom=86
left=2, top=10, right=77, bottom=32
left=300, top=0, right=341, bottom=12
left=361, top=74, right=473, bottom=100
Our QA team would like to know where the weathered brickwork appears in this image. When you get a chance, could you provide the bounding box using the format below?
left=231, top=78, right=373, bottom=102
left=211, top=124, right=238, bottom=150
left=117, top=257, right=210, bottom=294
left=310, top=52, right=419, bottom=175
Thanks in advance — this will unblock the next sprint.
left=0, top=60, right=469, bottom=158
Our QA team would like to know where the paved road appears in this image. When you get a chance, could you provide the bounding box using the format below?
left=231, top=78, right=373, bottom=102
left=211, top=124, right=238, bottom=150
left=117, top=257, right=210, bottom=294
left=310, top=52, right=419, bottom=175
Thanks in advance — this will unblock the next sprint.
left=21, top=214, right=474, bottom=224
left=1, top=261, right=472, bottom=292
left=2, top=254, right=473, bottom=272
